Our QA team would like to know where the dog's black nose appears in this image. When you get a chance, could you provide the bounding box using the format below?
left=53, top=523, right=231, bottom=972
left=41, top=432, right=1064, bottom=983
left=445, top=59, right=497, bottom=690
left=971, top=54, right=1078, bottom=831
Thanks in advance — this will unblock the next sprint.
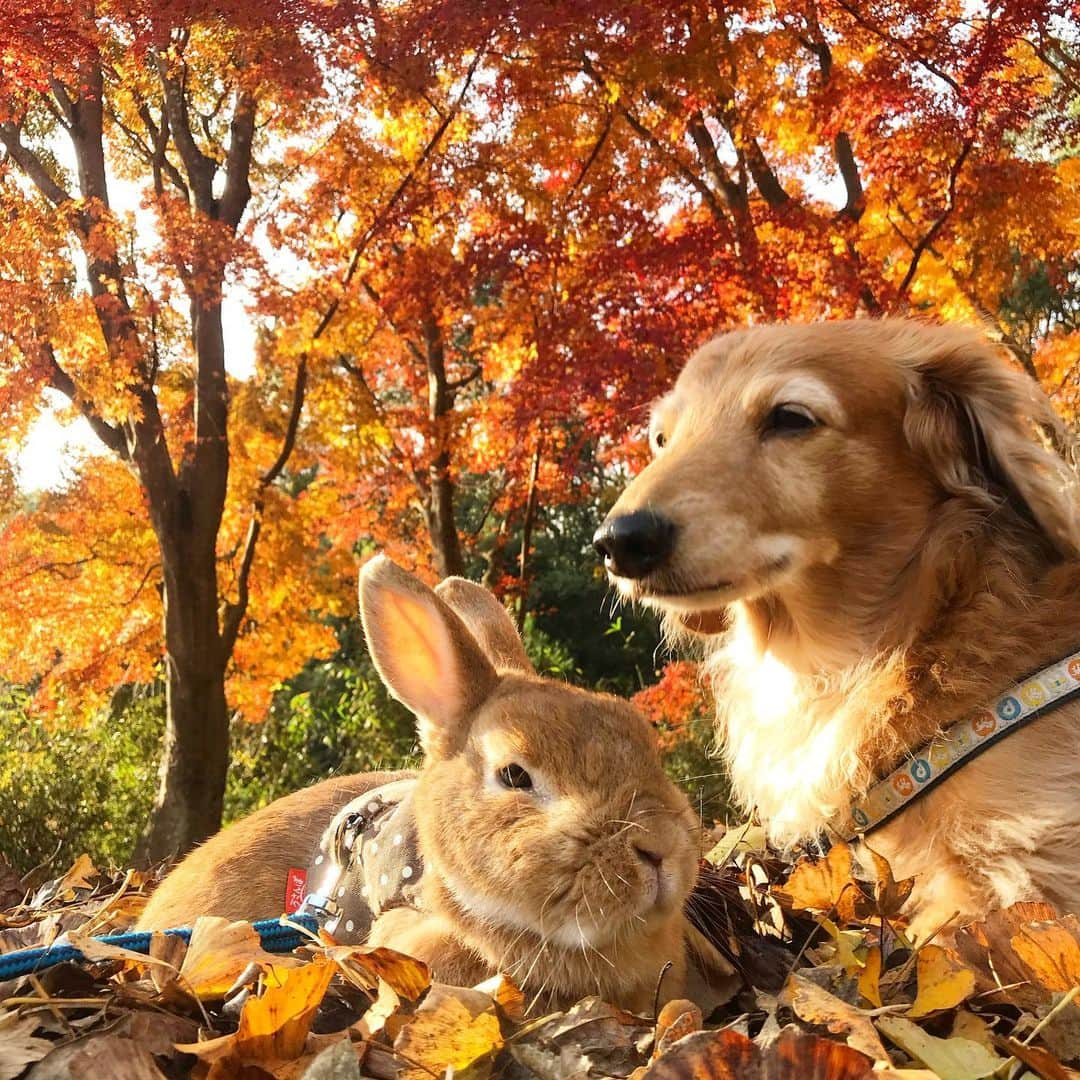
left=593, top=510, right=676, bottom=578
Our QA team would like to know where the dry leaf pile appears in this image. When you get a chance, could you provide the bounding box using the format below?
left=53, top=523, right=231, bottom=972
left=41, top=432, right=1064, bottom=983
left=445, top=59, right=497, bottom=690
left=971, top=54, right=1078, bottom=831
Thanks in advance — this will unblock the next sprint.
left=1, top=833, right=1079, bottom=1079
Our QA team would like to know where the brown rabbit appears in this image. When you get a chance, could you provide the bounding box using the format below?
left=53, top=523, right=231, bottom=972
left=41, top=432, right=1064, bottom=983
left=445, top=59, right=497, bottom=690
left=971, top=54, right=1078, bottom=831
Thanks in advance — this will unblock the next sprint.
left=139, top=557, right=732, bottom=1012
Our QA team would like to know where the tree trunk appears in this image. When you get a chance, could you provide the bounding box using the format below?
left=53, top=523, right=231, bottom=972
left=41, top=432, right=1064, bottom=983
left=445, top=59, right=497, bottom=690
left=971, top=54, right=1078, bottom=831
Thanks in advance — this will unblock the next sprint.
left=423, top=310, right=466, bottom=579
left=137, top=538, right=230, bottom=862
left=427, top=449, right=466, bottom=579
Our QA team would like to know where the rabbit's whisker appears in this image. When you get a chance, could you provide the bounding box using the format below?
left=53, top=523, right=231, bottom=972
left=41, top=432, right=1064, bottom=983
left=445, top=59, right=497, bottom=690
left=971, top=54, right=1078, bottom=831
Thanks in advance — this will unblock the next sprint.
left=597, top=866, right=621, bottom=902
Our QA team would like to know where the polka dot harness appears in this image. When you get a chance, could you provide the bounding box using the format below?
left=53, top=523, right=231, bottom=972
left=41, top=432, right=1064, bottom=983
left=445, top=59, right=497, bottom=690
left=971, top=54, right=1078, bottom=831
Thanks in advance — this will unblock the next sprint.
left=297, top=779, right=422, bottom=943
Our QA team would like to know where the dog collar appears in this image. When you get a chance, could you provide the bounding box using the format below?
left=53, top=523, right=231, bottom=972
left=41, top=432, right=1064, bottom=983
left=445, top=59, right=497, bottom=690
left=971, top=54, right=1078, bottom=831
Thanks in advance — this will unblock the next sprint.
left=839, top=648, right=1080, bottom=841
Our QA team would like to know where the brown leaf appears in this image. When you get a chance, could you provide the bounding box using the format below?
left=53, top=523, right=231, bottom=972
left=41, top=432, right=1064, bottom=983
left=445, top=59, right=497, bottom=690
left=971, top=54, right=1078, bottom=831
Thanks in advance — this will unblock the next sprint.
left=779, top=972, right=889, bottom=1062
left=907, top=945, right=976, bottom=1018
left=0, top=1014, right=52, bottom=1080
left=644, top=1024, right=875, bottom=1079
left=25, top=1035, right=166, bottom=1080
left=55, top=853, right=99, bottom=897
left=776, top=844, right=867, bottom=924
left=653, top=1000, right=703, bottom=1060
left=394, top=982, right=503, bottom=1080
left=997, top=1036, right=1079, bottom=1080
left=860, top=844, right=915, bottom=920
left=67, top=926, right=179, bottom=975
left=321, top=942, right=430, bottom=1000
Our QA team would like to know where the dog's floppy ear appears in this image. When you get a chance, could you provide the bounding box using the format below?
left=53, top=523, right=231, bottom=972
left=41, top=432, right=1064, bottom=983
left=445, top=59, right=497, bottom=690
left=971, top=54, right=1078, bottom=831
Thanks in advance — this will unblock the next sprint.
left=903, top=327, right=1080, bottom=558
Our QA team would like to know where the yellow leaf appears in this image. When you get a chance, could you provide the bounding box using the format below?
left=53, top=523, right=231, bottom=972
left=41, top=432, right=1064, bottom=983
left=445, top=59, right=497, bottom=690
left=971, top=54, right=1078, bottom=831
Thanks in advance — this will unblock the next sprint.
left=394, top=983, right=504, bottom=1080
left=235, top=957, right=336, bottom=1061
left=859, top=946, right=883, bottom=1008
left=907, top=945, right=977, bottom=1018
left=177, top=916, right=297, bottom=1000
left=820, top=916, right=868, bottom=976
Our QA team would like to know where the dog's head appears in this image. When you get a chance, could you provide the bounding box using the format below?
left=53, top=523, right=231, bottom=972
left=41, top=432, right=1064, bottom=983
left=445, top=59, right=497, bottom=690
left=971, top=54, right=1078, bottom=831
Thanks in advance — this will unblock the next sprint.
left=594, top=320, right=1079, bottom=639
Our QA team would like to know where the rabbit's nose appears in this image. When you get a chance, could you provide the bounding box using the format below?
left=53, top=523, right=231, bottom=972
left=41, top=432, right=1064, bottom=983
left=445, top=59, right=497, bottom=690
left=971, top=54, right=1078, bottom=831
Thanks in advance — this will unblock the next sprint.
left=593, top=510, right=676, bottom=579
left=634, top=843, right=664, bottom=870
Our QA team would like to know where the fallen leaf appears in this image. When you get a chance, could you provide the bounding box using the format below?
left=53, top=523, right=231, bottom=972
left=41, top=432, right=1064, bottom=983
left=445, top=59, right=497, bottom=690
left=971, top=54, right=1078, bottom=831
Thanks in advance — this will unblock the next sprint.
left=643, top=1024, right=875, bottom=1079
left=950, top=1011, right=996, bottom=1052
left=300, top=1038, right=363, bottom=1079
left=321, top=942, right=430, bottom=1000
left=877, top=1015, right=1008, bottom=1079
left=475, top=972, right=526, bottom=1023
left=780, top=972, right=889, bottom=1062
left=1011, top=919, right=1080, bottom=993
left=653, top=999, right=703, bottom=1060
left=55, top=854, right=99, bottom=896
left=997, top=1036, right=1078, bottom=1080
left=908, top=945, right=976, bottom=1018
left=177, top=956, right=336, bottom=1065
left=25, top=1034, right=166, bottom=1079
left=776, top=844, right=867, bottom=924
left=394, top=982, right=503, bottom=1080
left=176, top=916, right=293, bottom=1000
left=235, top=957, right=337, bottom=1061
left=820, top=917, right=869, bottom=976
left=860, top=844, right=915, bottom=921
left=0, top=1014, right=52, bottom=1080
left=706, top=822, right=768, bottom=867
left=507, top=997, right=648, bottom=1080
left=858, top=947, right=882, bottom=1009
left=67, top=927, right=178, bottom=974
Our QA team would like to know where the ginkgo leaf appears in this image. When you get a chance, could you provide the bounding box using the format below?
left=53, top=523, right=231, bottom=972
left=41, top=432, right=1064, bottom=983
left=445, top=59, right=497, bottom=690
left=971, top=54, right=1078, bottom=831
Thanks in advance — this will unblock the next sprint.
left=908, top=945, right=977, bottom=1018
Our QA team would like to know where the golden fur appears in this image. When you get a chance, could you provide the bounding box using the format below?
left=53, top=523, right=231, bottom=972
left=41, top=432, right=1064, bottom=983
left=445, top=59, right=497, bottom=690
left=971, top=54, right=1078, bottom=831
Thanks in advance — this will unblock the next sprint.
left=603, top=319, right=1080, bottom=934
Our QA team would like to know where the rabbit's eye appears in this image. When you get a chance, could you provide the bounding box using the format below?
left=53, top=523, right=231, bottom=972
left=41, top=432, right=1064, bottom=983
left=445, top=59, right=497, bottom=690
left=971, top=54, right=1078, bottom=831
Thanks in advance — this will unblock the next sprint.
left=497, top=763, right=533, bottom=790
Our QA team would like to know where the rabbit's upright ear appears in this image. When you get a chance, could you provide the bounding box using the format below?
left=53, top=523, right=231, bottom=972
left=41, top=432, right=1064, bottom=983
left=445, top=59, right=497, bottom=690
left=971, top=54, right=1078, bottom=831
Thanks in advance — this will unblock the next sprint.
left=359, top=556, right=499, bottom=759
left=435, top=578, right=535, bottom=674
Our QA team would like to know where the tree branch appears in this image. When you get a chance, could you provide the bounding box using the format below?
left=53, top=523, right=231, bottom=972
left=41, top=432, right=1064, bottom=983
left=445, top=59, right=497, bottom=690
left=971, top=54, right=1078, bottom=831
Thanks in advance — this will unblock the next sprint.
left=154, top=53, right=216, bottom=212
left=896, top=139, right=973, bottom=297
left=218, top=92, right=256, bottom=229
left=219, top=355, right=307, bottom=660
left=0, top=122, right=72, bottom=206
left=582, top=57, right=728, bottom=224
left=41, top=346, right=131, bottom=460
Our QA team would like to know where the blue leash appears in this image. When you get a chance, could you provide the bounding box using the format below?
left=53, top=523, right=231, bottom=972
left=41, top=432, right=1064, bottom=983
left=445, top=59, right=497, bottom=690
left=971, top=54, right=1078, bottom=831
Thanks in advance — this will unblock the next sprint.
left=0, top=915, right=319, bottom=983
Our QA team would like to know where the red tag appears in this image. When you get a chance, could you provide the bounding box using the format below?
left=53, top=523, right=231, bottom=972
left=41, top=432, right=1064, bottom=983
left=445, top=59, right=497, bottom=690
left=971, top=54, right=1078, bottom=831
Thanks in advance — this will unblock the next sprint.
left=285, top=868, right=308, bottom=914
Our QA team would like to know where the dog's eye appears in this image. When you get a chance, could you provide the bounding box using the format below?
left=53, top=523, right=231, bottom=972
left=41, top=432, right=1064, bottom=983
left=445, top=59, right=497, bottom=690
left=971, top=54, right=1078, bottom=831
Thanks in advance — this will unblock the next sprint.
left=497, top=763, right=533, bottom=790
left=763, top=403, right=819, bottom=438
left=653, top=431, right=666, bottom=451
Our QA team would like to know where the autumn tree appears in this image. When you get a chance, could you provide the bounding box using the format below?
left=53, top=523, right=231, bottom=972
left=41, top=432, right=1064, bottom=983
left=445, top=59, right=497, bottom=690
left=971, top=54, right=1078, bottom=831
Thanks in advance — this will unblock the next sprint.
left=2, top=0, right=1077, bottom=864
left=0, top=3, right=399, bottom=858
